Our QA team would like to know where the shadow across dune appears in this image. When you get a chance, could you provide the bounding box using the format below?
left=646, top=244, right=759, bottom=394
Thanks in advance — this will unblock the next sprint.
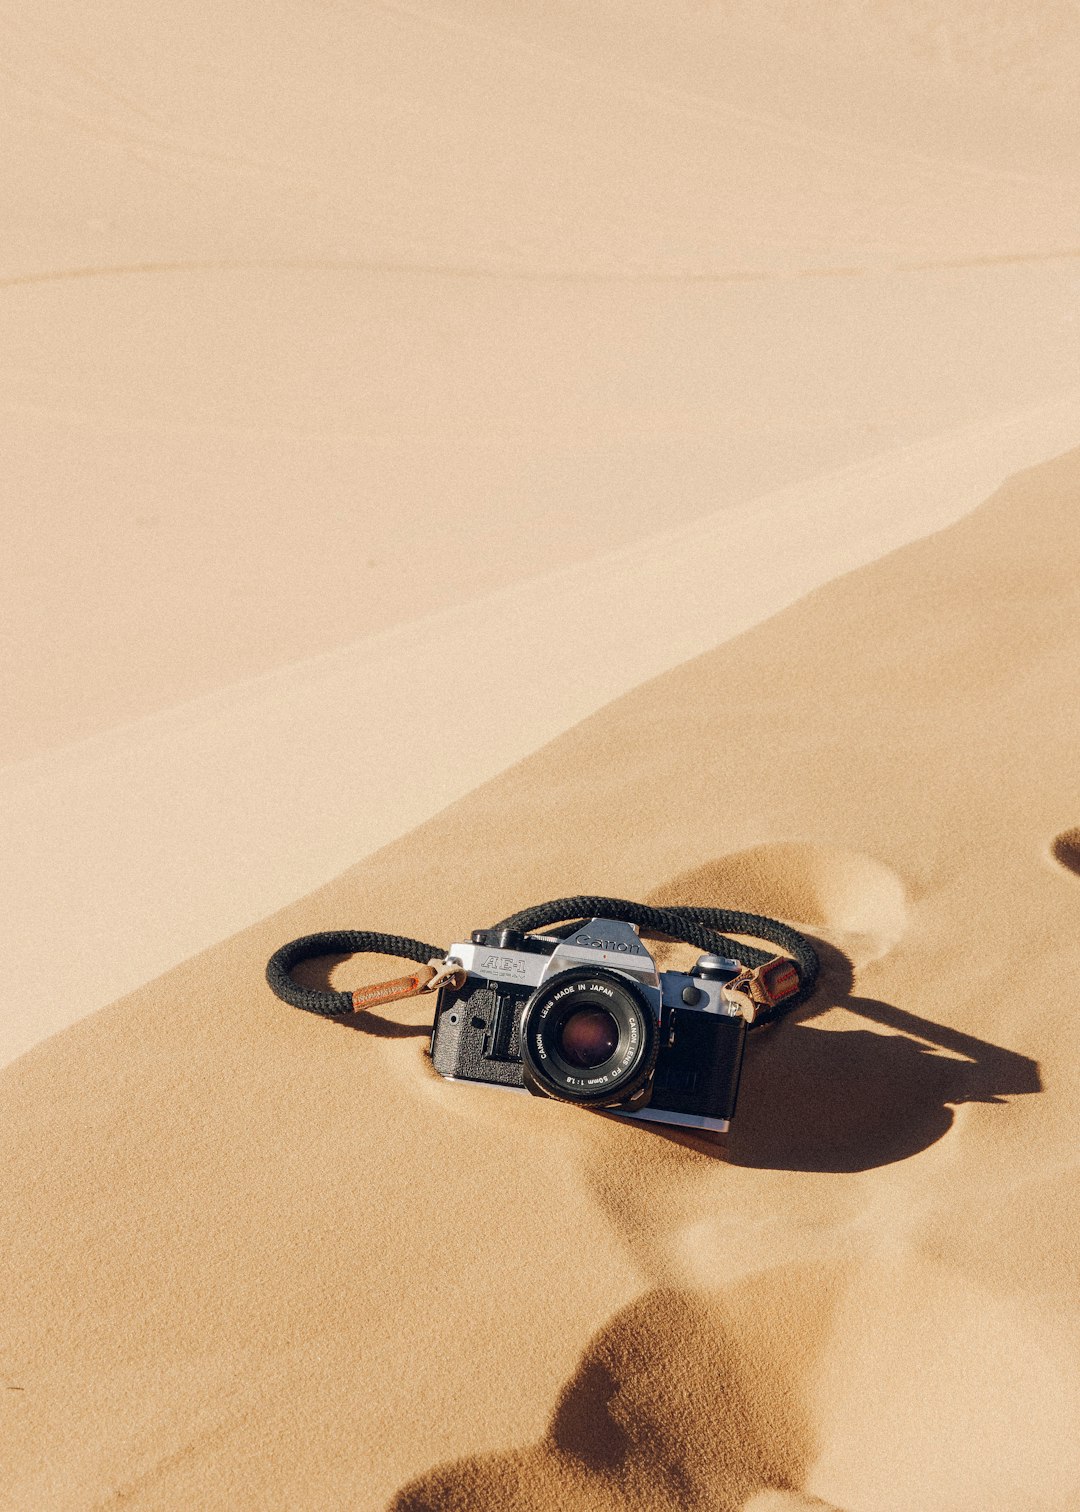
left=381, top=941, right=1040, bottom=1508
left=730, top=939, right=1040, bottom=1172
left=639, top=938, right=1040, bottom=1174
left=641, top=845, right=1041, bottom=1169
left=1051, top=827, right=1080, bottom=877
left=388, top=1276, right=845, bottom=1512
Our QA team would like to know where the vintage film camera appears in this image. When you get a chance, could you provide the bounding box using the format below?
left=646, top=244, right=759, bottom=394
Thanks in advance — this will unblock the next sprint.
left=429, top=916, right=759, bottom=1133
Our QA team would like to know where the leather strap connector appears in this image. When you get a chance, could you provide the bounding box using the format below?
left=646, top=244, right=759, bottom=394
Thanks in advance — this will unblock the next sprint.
left=351, top=965, right=437, bottom=1012
left=754, top=956, right=801, bottom=1006
left=349, top=958, right=468, bottom=1013
left=723, top=955, right=801, bottom=1023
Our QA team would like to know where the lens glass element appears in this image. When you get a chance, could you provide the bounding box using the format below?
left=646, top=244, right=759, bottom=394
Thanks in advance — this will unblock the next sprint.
left=557, top=1007, right=619, bottom=1069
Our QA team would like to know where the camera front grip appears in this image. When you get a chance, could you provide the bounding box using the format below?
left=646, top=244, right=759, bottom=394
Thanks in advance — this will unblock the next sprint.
left=264, top=899, right=819, bottom=1027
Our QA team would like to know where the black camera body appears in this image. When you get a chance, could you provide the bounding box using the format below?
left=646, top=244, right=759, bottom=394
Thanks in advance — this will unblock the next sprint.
left=429, top=918, right=749, bottom=1134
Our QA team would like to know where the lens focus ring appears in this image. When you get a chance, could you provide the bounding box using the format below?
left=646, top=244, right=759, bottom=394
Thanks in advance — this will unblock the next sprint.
left=519, top=968, right=659, bottom=1108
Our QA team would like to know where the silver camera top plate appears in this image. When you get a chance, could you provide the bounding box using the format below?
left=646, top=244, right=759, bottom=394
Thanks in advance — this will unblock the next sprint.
left=445, top=917, right=659, bottom=992
left=446, top=917, right=744, bottom=1020
left=537, top=918, right=659, bottom=988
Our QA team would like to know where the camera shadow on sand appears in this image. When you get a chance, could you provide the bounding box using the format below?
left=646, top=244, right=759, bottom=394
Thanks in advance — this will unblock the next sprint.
left=728, top=938, right=1039, bottom=1173
left=634, top=939, right=1040, bottom=1174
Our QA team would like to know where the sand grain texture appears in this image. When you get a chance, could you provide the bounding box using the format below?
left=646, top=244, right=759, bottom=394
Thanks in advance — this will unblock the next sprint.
left=6, top=0, right=1080, bottom=1060
left=3, top=450, right=1080, bottom=1509
left=4, top=4, right=1080, bottom=1508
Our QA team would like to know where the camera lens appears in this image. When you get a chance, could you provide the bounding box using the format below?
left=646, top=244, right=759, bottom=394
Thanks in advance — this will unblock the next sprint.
left=557, top=1007, right=620, bottom=1068
left=519, top=968, right=660, bottom=1108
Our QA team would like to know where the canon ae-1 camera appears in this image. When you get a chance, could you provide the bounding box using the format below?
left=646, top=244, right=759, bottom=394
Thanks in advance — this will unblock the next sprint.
left=429, top=917, right=757, bottom=1133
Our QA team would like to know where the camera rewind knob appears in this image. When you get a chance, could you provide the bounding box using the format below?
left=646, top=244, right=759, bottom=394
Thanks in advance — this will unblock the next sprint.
left=693, top=954, right=743, bottom=983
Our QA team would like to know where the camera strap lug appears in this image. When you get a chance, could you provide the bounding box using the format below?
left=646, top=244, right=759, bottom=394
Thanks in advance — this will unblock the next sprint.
left=425, top=958, right=468, bottom=994
left=350, top=958, right=466, bottom=1012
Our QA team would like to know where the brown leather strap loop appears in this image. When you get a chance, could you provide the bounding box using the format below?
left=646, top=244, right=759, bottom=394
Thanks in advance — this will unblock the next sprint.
left=754, top=956, right=801, bottom=1006
left=723, top=955, right=801, bottom=1022
left=351, top=965, right=437, bottom=1012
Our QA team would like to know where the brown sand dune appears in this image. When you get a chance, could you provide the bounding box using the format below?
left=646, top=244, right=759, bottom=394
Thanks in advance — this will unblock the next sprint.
left=11, top=0, right=1080, bottom=772
left=3, top=443, right=1079, bottom=1508
left=7, top=0, right=1080, bottom=1076
left=7, top=0, right=1080, bottom=765
left=6, top=387, right=1080, bottom=1070
left=442, top=1, right=1080, bottom=176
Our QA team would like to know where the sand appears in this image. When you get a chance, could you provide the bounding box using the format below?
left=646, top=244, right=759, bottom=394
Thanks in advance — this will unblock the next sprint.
left=4, top=3, right=1080, bottom=1508
left=6, top=1, right=1080, bottom=1063
left=4, top=431, right=1080, bottom=1510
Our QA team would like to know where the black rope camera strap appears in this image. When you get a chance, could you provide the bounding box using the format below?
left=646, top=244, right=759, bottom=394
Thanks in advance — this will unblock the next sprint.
left=265, top=896, right=819, bottom=1029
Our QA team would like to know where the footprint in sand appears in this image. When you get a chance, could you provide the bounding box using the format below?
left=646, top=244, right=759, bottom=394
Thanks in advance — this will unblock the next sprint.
left=389, top=1274, right=848, bottom=1512
left=580, top=840, right=1039, bottom=1286
left=1050, top=827, right=1080, bottom=876
left=646, top=840, right=910, bottom=970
